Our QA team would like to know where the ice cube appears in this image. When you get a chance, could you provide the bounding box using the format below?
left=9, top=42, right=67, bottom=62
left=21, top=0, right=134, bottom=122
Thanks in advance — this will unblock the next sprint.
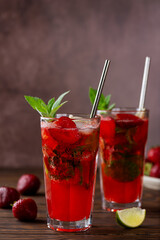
left=41, top=119, right=56, bottom=129
left=79, top=127, right=94, bottom=135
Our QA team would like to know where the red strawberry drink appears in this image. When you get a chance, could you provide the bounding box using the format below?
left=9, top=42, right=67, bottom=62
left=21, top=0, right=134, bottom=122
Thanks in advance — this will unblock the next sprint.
left=98, top=108, right=149, bottom=211
left=41, top=114, right=100, bottom=231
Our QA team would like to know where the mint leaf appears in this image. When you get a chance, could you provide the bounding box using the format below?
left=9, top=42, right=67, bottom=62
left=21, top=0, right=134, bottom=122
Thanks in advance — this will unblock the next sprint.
left=89, top=87, right=115, bottom=110
left=47, top=97, right=55, bottom=113
left=108, top=103, right=116, bottom=110
left=89, top=87, right=96, bottom=105
left=50, top=101, right=67, bottom=117
left=98, top=95, right=106, bottom=110
left=89, top=87, right=105, bottom=109
left=105, top=94, right=111, bottom=108
left=104, top=159, right=140, bottom=182
left=24, top=96, right=49, bottom=116
left=24, top=91, right=70, bottom=117
left=50, top=91, right=69, bottom=114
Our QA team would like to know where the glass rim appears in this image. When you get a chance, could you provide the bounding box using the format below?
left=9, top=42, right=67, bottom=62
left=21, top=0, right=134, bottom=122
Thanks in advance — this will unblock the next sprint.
left=97, top=107, right=149, bottom=113
left=40, top=113, right=101, bottom=121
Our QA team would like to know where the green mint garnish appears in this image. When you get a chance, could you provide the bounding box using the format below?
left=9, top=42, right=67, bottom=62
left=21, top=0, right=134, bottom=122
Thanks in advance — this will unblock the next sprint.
left=89, top=87, right=115, bottom=110
left=24, top=91, right=70, bottom=117
left=104, top=159, right=140, bottom=182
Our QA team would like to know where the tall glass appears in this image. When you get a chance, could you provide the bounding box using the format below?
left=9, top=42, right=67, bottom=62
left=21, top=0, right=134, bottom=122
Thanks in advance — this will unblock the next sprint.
left=40, top=114, right=100, bottom=232
left=98, top=108, right=149, bottom=212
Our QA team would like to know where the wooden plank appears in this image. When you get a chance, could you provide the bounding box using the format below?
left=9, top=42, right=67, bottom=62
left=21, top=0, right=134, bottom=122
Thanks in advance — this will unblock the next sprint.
left=0, top=168, right=160, bottom=240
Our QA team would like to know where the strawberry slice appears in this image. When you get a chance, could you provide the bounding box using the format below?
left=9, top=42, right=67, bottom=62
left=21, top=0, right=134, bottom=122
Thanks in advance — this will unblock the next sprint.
left=100, top=116, right=115, bottom=144
left=54, top=116, right=76, bottom=128
left=49, top=116, right=80, bottom=144
left=41, top=128, right=58, bottom=150
left=133, top=119, right=148, bottom=145
left=115, top=114, right=143, bottom=128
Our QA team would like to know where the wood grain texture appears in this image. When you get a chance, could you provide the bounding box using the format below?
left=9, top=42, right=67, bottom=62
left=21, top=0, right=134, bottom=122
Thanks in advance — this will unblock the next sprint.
left=0, top=168, right=160, bottom=240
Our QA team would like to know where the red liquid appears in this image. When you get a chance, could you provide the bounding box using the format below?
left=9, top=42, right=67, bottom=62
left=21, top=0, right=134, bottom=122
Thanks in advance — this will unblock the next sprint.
left=99, top=113, right=148, bottom=204
left=41, top=117, right=99, bottom=222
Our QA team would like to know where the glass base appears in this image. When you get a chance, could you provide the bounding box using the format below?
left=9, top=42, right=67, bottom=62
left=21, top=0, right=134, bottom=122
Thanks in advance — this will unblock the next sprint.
left=102, top=197, right=141, bottom=212
left=47, top=214, right=91, bottom=232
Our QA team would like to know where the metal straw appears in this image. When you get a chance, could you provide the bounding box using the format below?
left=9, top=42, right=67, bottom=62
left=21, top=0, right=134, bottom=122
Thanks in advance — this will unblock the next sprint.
left=138, top=56, right=151, bottom=110
left=90, top=59, right=111, bottom=118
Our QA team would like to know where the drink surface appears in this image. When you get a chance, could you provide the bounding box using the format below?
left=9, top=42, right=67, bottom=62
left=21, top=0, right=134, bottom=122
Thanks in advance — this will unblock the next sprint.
left=99, top=112, right=148, bottom=204
left=41, top=116, right=100, bottom=222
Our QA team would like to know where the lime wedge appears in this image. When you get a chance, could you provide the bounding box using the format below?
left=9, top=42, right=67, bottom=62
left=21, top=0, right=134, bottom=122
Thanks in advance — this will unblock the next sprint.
left=116, top=207, right=146, bottom=228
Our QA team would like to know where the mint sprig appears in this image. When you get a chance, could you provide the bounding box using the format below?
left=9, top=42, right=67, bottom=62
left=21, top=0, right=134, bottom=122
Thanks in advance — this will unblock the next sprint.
left=24, top=91, right=69, bottom=117
left=104, top=159, right=140, bottom=182
left=89, top=87, right=115, bottom=110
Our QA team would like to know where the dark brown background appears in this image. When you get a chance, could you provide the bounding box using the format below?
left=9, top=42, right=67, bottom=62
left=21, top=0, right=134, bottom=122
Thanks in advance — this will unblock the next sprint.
left=0, top=0, right=160, bottom=168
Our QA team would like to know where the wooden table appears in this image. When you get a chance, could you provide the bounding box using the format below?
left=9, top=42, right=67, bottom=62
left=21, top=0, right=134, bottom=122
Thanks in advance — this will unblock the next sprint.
left=0, top=168, right=160, bottom=240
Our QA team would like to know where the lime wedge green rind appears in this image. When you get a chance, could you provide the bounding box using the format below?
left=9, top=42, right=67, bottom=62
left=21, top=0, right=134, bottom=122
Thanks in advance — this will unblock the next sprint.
left=116, top=207, right=146, bottom=228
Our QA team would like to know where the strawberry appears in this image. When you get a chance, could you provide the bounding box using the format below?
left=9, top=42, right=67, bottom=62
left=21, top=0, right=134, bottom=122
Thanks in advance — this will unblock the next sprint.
left=150, top=163, right=160, bottom=178
left=54, top=116, right=76, bottom=128
left=133, top=119, right=148, bottom=145
left=147, top=146, right=160, bottom=164
left=0, top=187, right=20, bottom=208
left=49, top=116, right=80, bottom=144
left=17, top=174, right=41, bottom=195
left=41, top=128, right=58, bottom=150
left=115, top=114, right=143, bottom=128
left=12, top=198, right=37, bottom=221
left=100, top=116, right=115, bottom=144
